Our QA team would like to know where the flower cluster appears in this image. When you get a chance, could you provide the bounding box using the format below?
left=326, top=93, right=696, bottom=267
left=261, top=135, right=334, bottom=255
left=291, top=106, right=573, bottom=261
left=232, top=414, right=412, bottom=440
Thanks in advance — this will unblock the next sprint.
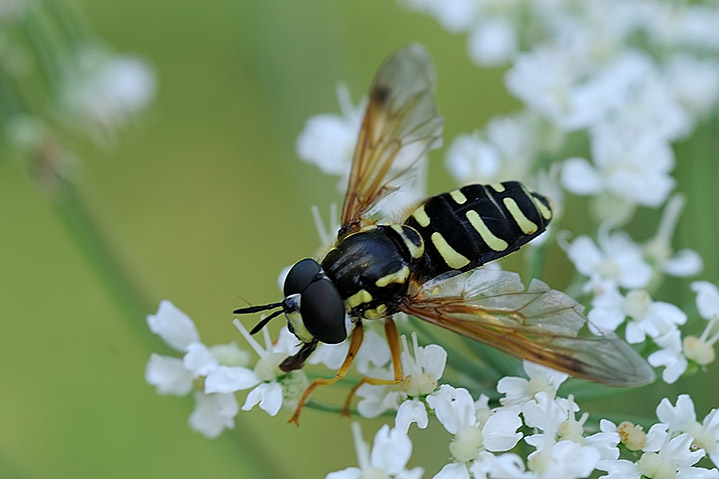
left=400, top=0, right=719, bottom=387
left=327, top=361, right=719, bottom=479
left=144, top=0, right=718, bottom=476
left=2, top=0, right=155, bottom=189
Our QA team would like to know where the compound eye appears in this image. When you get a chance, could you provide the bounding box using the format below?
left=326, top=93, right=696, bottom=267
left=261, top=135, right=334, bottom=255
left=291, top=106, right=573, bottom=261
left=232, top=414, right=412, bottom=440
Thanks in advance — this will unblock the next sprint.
left=300, top=279, right=346, bottom=344
left=284, top=258, right=321, bottom=297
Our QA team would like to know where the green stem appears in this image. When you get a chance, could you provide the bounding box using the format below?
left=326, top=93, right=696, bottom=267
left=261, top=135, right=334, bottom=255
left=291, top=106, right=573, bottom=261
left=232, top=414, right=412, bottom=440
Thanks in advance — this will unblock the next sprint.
left=304, top=399, right=395, bottom=419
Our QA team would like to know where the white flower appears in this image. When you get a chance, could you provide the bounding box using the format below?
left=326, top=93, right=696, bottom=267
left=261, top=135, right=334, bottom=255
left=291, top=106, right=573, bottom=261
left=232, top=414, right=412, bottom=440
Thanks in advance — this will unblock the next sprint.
left=61, top=49, right=155, bottom=134
left=497, top=360, right=568, bottom=408
left=445, top=111, right=544, bottom=187
left=353, top=333, right=447, bottom=432
left=400, top=0, right=479, bottom=34
left=586, top=419, right=622, bottom=470
left=506, top=46, right=601, bottom=132
left=562, top=125, right=676, bottom=209
left=635, top=423, right=710, bottom=479
left=216, top=320, right=307, bottom=416
left=188, top=391, right=239, bottom=439
left=145, top=301, right=251, bottom=438
left=325, top=423, right=423, bottom=479
left=145, top=354, right=194, bottom=396
left=586, top=282, right=626, bottom=333
left=469, top=451, right=535, bottom=479
left=467, top=18, right=518, bottom=66
left=656, top=395, right=719, bottom=466
left=527, top=439, right=601, bottom=479
left=648, top=329, right=688, bottom=384
left=692, top=282, right=719, bottom=321
left=622, top=290, right=687, bottom=344
left=147, top=300, right=200, bottom=352
left=296, top=84, right=364, bottom=178
left=644, top=195, right=703, bottom=278
left=562, top=229, right=653, bottom=293
left=683, top=282, right=719, bottom=366
left=522, top=392, right=575, bottom=435
left=428, top=385, right=522, bottom=469
left=394, top=334, right=447, bottom=432
left=445, top=133, right=502, bottom=185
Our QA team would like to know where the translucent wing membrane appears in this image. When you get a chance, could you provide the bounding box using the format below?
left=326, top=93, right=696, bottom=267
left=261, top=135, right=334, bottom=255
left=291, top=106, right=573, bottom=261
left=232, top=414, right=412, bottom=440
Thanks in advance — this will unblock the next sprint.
left=339, top=43, right=444, bottom=238
left=401, top=269, right=655, bottom=387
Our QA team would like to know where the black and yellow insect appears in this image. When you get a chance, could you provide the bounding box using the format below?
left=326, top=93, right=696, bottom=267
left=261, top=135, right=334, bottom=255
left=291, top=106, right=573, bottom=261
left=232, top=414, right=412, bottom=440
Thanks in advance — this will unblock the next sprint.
left=235, top=44, right=654, bottom=425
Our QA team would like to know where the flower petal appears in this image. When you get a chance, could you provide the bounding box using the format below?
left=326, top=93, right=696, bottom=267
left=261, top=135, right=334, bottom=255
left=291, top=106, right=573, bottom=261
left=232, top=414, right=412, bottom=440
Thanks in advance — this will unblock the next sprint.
left=205, top=366, right=259, bottom=393
left=145, top=354, right=193, bottom=396
left=147, top=300, right=200, bottom=352
left=188, top=392, right=238, bottom=438
left=395, top=398, right=429, bottom=433
left=370, top=426, right=412, bottom=475
left=561, top=157, right=603, bottom=195
left=183, top=343, right=219, bottom=377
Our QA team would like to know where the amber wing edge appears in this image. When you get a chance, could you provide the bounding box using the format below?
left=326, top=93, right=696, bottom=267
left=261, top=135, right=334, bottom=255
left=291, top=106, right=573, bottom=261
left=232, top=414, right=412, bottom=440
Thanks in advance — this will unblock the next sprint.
left=399, top=270, right=656, bottom=387
left=338, top=43, right=444, bottom=239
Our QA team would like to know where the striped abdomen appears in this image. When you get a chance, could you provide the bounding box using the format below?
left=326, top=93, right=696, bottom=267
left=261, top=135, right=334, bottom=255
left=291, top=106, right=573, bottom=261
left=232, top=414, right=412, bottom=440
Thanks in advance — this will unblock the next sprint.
left=403, top=181, right=552, bottom=282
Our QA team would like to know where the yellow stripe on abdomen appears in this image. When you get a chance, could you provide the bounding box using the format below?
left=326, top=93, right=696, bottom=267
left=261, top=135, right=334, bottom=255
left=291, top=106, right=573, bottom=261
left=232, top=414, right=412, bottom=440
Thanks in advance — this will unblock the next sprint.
left=502, top=197, right=538, bottom=234
left=465, top=210, right=508, bottom=251
left=430, top=232, right=470, bottom=269
left=411, top=205, right=431, bottom=227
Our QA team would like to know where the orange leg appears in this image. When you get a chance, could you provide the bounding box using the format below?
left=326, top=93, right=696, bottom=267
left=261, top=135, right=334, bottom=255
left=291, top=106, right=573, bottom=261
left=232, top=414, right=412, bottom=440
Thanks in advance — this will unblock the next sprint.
left=288, top=324, right=365, bottom=426
left=341, top=317, right=404, bottom=416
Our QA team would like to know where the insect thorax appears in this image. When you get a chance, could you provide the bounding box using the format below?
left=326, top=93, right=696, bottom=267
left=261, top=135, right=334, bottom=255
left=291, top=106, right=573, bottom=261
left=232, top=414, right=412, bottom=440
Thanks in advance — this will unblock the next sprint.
left=321, top=225, right=422, bottom=319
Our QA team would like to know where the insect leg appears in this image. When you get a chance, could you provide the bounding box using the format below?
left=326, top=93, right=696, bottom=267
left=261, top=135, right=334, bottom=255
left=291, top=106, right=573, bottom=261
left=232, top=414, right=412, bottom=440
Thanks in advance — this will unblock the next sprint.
left=341, top=317, right=404, bottom=416
left=288, top=323, right=364, bottom=426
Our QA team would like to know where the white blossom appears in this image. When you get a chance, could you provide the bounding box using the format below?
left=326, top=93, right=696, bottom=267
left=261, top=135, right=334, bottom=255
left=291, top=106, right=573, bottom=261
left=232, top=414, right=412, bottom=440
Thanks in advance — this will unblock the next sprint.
left=145, top=301, right=250, bottom=438
left=657, top=395, right=719, bottom=467
left=326, top=423, right=423, bottom=479
left=296, top=84, right=364, bottom=178
left=497, top=361, right=568, bottom=408
left=648, top=329, right=689, bottom=384
left=188, top=391, right=239, bottom=439
left=61, top=49, right=155, bottom=136
left=644, top=195, right=703, bottom=278
left=428, top=385, right=522, bottom=476
left=622, top=290, right=687, bottom=344
left=218, top=320, right=307, bottom=416
left=562, top=229, right=653, bottom=293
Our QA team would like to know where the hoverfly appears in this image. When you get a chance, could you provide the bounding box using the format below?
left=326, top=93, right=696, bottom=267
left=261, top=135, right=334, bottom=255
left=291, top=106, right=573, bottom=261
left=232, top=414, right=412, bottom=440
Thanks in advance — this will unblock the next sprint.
left=235, top=44, right=655, bottom=425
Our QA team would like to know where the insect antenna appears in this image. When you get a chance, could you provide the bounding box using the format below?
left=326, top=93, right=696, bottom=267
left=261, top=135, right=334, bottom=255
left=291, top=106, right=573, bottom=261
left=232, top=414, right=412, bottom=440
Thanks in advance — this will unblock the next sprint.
left=249, top=309, right=284, bottom=335
left=233, top=301, right=284, bottom=315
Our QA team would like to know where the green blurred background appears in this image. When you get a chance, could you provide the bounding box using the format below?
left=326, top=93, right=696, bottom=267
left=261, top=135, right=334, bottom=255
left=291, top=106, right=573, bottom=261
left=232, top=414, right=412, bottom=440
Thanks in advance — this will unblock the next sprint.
left=1, top=0, right=717, bottom=477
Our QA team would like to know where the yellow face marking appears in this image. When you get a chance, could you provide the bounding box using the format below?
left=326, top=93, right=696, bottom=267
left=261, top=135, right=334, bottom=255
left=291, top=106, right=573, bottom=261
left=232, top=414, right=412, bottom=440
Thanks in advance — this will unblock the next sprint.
left=391, top=225, right=425, bottom=259
left=375, top=266, right=410, bottom=288
left=346, top=289, right=373, bottom=309
left=490, top=183, right=506, bottom=193
left=286, top=311, right=315, bottom=343
left=363, top=304, right=388, bottom=319
left=411, top=204, right=431, bottom=227
left=532, top=195, right=552, bottom=220
left=449, top=189, right=467, bottom=204
left=503, top=197, right=538, bottom=234
left=465, top=210, right=508, bottom=251
left=430, top=232, right=470, bottom=269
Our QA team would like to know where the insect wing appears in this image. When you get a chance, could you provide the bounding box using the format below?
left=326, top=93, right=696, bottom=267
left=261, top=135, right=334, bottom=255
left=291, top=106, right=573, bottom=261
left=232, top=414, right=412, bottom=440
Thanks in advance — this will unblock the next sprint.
left=400, top=269, right=655, bottom=387
left=339, top=43, right=444, bottom=238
